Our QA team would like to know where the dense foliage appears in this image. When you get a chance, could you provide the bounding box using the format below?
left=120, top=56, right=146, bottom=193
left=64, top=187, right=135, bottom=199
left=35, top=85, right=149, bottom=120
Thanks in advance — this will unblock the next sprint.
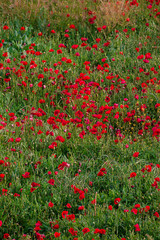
left=0, top=0, right=160, bottom=239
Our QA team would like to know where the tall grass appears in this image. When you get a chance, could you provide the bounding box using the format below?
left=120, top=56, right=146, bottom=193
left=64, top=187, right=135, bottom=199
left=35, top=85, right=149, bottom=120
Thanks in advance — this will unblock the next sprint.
left=0, top=0, right=139, bottom=34
left=0, top=0, right=160, bottom=239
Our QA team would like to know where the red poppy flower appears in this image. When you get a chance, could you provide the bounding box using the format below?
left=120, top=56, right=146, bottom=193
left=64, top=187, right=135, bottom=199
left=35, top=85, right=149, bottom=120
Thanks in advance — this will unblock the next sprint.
left=30, top=187, right=37, bottom=193
left=134, top=224, right=141, bottom=232
left=3, top=26, right=9, bottom=30
left=66, top=203, right=72, bottom=208
left=82, top=228, right=90, bottom=235
left=108, top=205, right=113, bottom=210
left=55, top=136, right=65, bottom=142
left=144, top=206, right=150, bottom=212
left=38, top=74, right=44, bottom=79
left=79, top=193, right=85, bottom=200
left=53, top=224, right=59, bottom=229
left=145, top=165, right=152, bottom=172
left=97, top=171, right=104, bottom=176
left=54, top=232, right=61, bottom=238
left=70, top=24, right=75, bottom=29
left=133, top=152, right=139, bottom=157
left=48, top=179, right=55, bottom=185
left=66, top=214, right=75, bottom=221
left=68, top=228, right=78, bottom=236
left=38, top=81, right=43, bottom=87
left=94, top=229, right=100, bottom=234
left=62, top=211, right=68, bottom=218
left=3, top=233, right=10, bottom=239
left=99, top=229, right=106, bottom=234
left=48, top=142, right=57, bottom=149
left=154, top=212, right=159, bottom=218
left=131, top=208, right=138, bottom=215
left=2, top=52, right=8, bottom=57
left=22, top=172, right=30, bottom=178
left=114, top=198, right=121, bottom=205
left=39, top=99, right=45, bottom=104
left=130, top=172, right=137, bottom=178
left=0, top=174, right=5, bottom=179
left=48, top=201, right=54, bottom=207
left=31, top=182, right=40, bottom=187
left=14, top=193, right=20, bottom=197
left=78, top=206, right=84, bottom=210
left=57, top=49, right=62, bottom=54
left=58, top=162, right=70, bottom=170
left=72, top=45, right=79, bottom=49
left=91, top=199, right=96, bottom=205
left=135, top=204, right=141, bottom=208
left=37, top=130, right=43, bottom=135
left=105, top=96, right=110, bottom=103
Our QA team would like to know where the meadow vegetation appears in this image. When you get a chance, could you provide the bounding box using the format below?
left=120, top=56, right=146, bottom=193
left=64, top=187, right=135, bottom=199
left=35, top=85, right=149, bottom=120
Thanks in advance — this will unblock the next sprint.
left=0, top=0, right=160, bottom=239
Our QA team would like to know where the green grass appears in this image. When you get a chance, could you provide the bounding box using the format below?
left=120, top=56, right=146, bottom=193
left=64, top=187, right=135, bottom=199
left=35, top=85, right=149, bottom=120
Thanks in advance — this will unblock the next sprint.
left=0, top=0, right=160, bottom=239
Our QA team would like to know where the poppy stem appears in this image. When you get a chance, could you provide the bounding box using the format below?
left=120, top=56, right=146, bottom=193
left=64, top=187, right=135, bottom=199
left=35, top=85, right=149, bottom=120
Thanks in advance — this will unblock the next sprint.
left=95, top=192, right=97, bottom=216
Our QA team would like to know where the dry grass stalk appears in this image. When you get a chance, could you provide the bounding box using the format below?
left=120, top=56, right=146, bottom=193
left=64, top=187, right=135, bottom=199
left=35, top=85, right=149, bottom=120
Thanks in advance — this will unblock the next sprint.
left=0, top=0, right=89, bottom=25
left=146, top=234, right=154, bottom=240
left=96, top=0, right=131, bottom=30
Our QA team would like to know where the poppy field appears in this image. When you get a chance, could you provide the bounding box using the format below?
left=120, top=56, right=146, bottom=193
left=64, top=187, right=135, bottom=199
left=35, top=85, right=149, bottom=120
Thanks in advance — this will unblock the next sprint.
left=0, top=0, right=160, bottom=239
